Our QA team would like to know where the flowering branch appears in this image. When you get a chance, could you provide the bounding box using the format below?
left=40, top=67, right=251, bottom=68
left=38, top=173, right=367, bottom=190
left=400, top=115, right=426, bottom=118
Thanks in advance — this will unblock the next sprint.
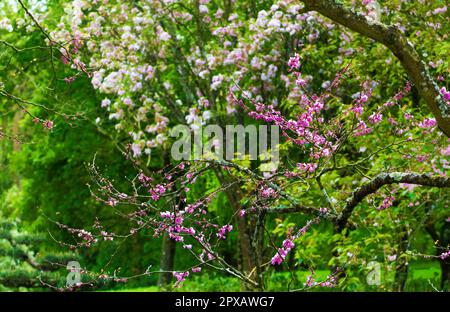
left=301, top=0, right=450, bottom=137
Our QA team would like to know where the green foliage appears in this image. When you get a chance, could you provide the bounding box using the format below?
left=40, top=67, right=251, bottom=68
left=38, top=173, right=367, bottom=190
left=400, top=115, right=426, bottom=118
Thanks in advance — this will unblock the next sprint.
left=0, top=219, right=73, bottom=291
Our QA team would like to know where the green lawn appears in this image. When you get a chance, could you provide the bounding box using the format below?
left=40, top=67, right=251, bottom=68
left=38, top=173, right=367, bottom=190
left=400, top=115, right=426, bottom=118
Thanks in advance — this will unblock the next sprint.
left=105, top=261, right=442, bottom=292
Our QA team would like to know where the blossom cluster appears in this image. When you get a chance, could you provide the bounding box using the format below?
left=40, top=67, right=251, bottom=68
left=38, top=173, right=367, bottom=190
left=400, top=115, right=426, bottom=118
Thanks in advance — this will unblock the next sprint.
left=377, top=196, right=395, bottom=211
left=271, top=239, right=295, bottom=265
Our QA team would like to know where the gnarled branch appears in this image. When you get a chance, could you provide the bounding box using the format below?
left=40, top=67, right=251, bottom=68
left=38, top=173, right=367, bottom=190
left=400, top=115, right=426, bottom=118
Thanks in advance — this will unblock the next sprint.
left=301, top=0, right=450, bottom=137
left=336, top=172, right=450, bottom=231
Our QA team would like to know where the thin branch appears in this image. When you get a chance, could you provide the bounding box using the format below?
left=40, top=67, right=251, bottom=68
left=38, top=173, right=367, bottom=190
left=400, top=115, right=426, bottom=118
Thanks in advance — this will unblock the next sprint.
left=17, top=0, right=53, bottom=43
left=0, top=39, right=49, bottom=52
left=201, top=159, right=337, bottom=221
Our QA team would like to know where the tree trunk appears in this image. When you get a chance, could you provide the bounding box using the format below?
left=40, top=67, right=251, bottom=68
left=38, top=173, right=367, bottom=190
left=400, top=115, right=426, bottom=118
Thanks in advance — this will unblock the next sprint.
left=438, top=221, right=450, bottom=289
left=439, top=259, right=450, bottom=290
left=157, top=150, right=178, bottom=287
left=425, top=220, right=450, bottom=290
left=251, top=209, right=266, bottom=290
left=157, top=232, right=176, bottom=287
left=214, top=167, right=258, bottom=290
left=393, top=227, right=409, bottom=291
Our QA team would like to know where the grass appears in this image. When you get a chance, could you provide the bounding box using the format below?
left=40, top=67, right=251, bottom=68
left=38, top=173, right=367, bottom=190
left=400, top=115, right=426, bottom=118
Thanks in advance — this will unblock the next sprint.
left=105, top=261, right=443, bottom=292
left=106, top=270, right=333, bottom=292
left=408, top=261, right=440, bottom=279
